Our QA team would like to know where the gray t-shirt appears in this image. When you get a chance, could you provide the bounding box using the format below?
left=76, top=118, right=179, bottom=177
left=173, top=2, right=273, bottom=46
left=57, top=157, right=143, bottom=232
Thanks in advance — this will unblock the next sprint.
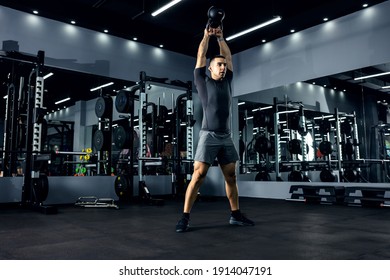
left=194, top=67, right=233, bottom=133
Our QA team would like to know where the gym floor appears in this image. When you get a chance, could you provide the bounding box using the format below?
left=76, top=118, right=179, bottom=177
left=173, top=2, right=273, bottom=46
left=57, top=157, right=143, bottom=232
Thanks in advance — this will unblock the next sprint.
left=1, top=196, right=390, bottom=260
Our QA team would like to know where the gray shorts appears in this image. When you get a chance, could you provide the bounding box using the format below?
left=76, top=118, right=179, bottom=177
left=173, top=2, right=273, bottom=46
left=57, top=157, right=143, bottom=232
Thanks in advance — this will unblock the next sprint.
left=194, top=130, right=239, bottom=165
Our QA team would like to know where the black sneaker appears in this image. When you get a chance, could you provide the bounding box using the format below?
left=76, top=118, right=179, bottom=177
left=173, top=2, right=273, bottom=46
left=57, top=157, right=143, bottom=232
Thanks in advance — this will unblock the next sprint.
left=176, top=217, right=190, bottom=232
left=229, top=214, right=255, bottom=226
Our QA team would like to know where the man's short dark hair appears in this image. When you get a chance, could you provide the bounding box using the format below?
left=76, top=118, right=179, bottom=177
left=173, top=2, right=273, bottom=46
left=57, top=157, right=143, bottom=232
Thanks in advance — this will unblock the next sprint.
left=209, top=54, right=226, bottom=64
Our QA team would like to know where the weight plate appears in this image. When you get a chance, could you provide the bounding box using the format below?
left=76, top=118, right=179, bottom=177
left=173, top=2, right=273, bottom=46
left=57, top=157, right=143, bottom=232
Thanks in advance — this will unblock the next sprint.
left=115, top=90, right=133, bottom=113
left=288, top=170, right=303, bottom=182
left=32, top=174, right=49, bottom=202
left=95, top=96, right=113, bottom=118
left=255, top=171, right=271, bottom=181
left=114, top=126, right=130, bottom=149
left=288, top=139, right=302, bottom=155
left=254, top=136, right=272, bottom=154
left=93, top=130, right=110, bottom=151
left=319, top=141, right=333, bottom=155
left=253, top=111, right=271, bottom=128
left=114, top=174, right=133, bottom=200
left=320, top=169, right=336, bottom=182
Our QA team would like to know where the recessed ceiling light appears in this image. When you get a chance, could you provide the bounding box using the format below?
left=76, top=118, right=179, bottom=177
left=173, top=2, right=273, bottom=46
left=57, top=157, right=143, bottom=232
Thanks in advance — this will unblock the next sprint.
left=33, top=10, right=38, bottom=15
left=104, top=29, right=108, bottom=33
left=290, top=29, right=295, bottom=33
left=133, top=37, right=138, bottom=41
left=363, top=4, right=368, bottom=8
left=323, top=18, right=329, bottom=21
left=71, top=20, right=76, bottom=24
left=262, top=39, right=266, bottom=43
left=159, top=44, right=164, bottom=48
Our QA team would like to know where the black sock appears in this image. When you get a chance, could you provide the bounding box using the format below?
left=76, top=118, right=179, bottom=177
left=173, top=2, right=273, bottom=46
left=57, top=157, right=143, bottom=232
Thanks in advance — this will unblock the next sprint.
left=231, top=209, right=242, bottom=219
left=182, top=213, right=190, bottom=220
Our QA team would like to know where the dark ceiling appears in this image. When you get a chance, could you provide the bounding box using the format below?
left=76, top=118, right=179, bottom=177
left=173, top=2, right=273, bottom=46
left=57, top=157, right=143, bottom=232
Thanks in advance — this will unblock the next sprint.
left=0, top=0, right=389, bottom=114
left=1, top=0, right=388, bottom=57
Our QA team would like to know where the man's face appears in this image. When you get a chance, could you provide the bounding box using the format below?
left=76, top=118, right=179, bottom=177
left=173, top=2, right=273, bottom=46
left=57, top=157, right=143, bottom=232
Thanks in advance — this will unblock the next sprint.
left=209, top=57, right=227, bottom=80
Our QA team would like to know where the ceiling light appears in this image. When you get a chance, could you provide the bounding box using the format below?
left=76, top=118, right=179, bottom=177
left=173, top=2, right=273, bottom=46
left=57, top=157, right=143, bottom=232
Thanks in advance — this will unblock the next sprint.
left=151, top=0, right=182, bottom=17
left=262, top=39, right=266, bottom=43
left=43, top=72, right=54, bottom=79
left=71, top=20, right=76, bottom=24
left=290, top=29, right=295, bottom=33
left=133, top=37, right=138, bottom=41
left=104, top=29, right=108, bottom=33
left=260, top=106, right=273, bottom=111
left=90, top=82, right=114, bottom=92
left=159, top=44, right=164, bottom=48
left=33, top=10, right=38, bottom=15
left=382, top=85, right=390, bottom=89
left=354, top=71, right=390, bottom=80
left=323, top=17, right=329, bottom=21
left=55, top=97, right=71, bottom=105
left=238, top=102, right=246, bottom=106
left=363, top=4, right=369, bottom=8
left=226, top=16, right=282, bottom=41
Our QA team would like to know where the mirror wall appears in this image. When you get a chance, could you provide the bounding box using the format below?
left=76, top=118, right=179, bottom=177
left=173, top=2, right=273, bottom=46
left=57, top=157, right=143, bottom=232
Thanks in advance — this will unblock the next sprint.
left=1, top=53, right=390, bottom=183
left=0, top=55, right=198, bottom=178
left=237, top=63, right=390, bottom=183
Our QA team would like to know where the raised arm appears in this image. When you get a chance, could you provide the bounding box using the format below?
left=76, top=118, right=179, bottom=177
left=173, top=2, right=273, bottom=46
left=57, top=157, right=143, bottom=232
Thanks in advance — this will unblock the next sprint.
left=195, top=28, right=212, bottom=69
left=215, top=28, right=233, bottom=72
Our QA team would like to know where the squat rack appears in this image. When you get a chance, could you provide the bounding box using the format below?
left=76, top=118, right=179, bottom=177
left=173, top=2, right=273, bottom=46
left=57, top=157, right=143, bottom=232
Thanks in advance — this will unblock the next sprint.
left=113, top=71, right=193, bottom=204
left=1, top=50, right=55, bottom=213
left=137, top=71, right=193, bottom=203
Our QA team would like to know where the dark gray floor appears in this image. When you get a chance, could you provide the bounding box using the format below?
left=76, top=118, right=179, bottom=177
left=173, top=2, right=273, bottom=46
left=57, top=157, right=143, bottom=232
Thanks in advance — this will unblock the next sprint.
left=1, top=197, right=390, bottom=260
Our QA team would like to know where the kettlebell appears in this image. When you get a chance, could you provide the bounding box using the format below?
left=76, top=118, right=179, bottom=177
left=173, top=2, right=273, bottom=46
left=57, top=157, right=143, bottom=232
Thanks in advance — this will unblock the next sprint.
left=207, top=6, right=225, bottom=30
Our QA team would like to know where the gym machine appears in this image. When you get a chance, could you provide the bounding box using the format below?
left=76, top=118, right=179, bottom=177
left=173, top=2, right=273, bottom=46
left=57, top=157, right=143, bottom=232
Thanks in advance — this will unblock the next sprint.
left=45, top=121, right=75, bottom=176
left=93, top=92, right=113, bottom=175
left=113, top=84, right=138, bottom=202
left=113, top=71, right=193, bottom=204
left=273, top=97, right=312, bottom=182
left=369, top=123, right=390, bottom=182
left=1, top=50, right=55, bottom=213
left=251, top=108, right=274, bottom=181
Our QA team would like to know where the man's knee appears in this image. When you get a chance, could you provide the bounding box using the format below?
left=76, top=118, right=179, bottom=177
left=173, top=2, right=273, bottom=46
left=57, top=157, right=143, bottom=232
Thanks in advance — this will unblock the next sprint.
left=192, top=162, right=209, bottom=182
left=193, top=168, right=208, bottom=181
left=225, top=172, right=237, bottom=185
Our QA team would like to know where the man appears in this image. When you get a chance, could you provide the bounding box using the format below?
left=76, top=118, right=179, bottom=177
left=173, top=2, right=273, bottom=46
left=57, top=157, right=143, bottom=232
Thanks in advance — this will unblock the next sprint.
left=175, top=26, right=254, bottom=232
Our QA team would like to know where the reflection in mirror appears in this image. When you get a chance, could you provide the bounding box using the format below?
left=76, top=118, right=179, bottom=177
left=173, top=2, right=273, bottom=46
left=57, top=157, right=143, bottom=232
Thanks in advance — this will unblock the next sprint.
left=1, top=50, right=197, bottom=184
left=237, top=63, right=390, bottom=184
left=0, top=53, right=133, bottom=177
left=111, top=84, right=194, bottom=178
